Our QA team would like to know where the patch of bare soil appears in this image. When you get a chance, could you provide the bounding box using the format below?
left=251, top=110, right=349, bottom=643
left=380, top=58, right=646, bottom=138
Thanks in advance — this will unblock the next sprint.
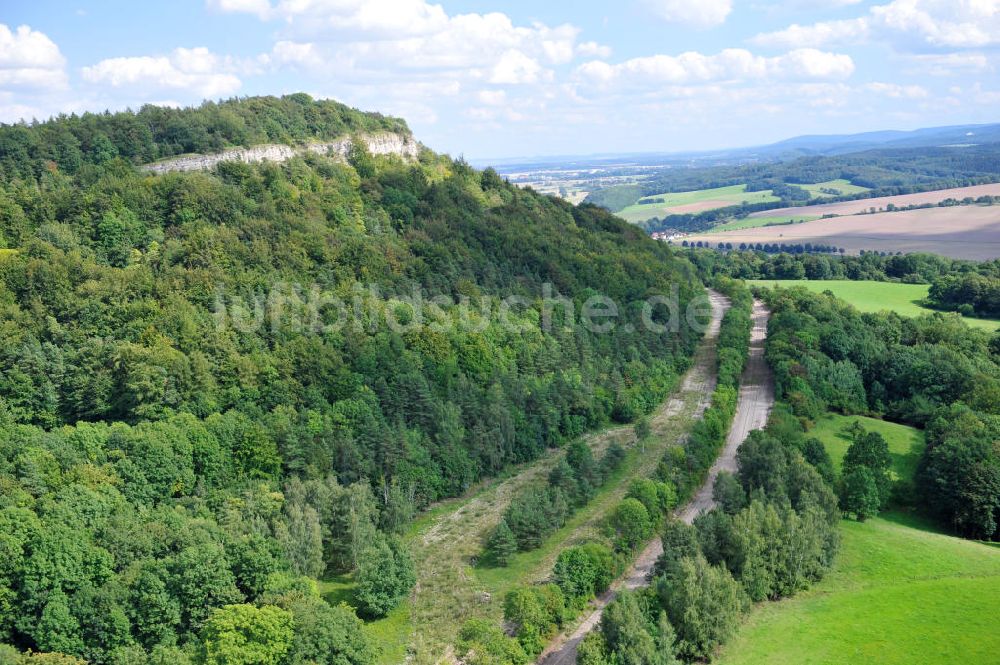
left=750, top=183, right=1000, bottom=219
left=698, top=205, right=1000, bottom=260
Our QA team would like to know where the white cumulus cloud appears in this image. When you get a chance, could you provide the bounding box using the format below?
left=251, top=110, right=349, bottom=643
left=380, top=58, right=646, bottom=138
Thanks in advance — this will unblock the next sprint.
left=752, top=0, right=1000, bottom=51
left=863, top=81, right=929, bottom=98
left=82, top=47, right=242, bottom=97
left=490, top=50, right=548, bottom=84
left=750, top=19, right=870, bottom=48
left=476, top=89, right=507, bottom=105
left=575, top=48, right=854, bottom=90
left=210, top=0, right=581, bottom=74
left=905, top=52, right=992, bottom=76
left=577, top=41, right=612, bottom=58
left=206, top=0, right=273, bottom=19
left=266, top=41, right=325, bottom=68
left=641, top=0, right=733, bottom=28
left=0, top=24, right=68, bottom=90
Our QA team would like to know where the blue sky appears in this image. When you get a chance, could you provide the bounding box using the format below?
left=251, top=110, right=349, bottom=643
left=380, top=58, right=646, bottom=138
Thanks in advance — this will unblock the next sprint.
left=2, top=0, right=999, bottom=159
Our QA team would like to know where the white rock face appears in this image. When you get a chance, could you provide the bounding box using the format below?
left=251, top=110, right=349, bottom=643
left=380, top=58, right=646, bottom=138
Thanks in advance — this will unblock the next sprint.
left=143, top=132, right=419, bottom=174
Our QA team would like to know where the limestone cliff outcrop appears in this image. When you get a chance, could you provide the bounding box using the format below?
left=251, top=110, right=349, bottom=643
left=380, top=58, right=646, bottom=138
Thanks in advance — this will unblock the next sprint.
left=143, top=131, right=419, bottom=174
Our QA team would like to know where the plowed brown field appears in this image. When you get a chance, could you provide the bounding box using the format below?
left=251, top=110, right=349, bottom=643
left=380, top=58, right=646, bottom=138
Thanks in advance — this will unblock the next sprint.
left=750, top=183, right=1000, bottom=219
left=695, top=204, right=1000, bottom=260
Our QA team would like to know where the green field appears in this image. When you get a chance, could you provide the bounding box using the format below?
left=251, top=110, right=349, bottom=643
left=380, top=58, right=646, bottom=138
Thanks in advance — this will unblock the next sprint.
left=749, top=280, right=1000, bottom=331
left=798, top=178, right=871, bottom=199
left=702, top=215, right=821, bottom=233
left=619, top=184, right=779, bottom=223
left=809, top=413, right=924, bottom=482
left=318, top=574, right=411, bottom=665
left=716, top=512, right=1000, bottom=665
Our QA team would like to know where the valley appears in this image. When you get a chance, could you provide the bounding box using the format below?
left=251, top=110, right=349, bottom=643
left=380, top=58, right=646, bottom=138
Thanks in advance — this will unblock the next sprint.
left=383, top=292, right=730, bottom=663
left=539, top=297, right=772, bottom=665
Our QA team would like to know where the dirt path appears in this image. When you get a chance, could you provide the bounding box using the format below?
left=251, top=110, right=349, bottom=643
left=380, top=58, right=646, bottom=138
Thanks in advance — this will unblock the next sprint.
left=400, top=291, right=730, bottom=664
left=538, top=299, right=773, bottom=665
left=677, top=298, right=773, bottom=522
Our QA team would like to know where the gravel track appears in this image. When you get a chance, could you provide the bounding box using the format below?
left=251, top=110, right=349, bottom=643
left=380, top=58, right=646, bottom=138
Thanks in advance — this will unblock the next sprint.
left=538, top=298, right=773, bottom=665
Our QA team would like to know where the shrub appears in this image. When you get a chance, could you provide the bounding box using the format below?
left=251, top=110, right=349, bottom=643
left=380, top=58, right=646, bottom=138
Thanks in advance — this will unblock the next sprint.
left=456, top=619, right=529, bottom=665
left=657, top=555, right=747, bottom=661
left=553, top=543, right=616, bottom=605
left=486, top=519, right=518, bottom=567
left=607, top=499, right=652, bottom=552
left=354, top=534, right=415, bottom=618
left=503, top=585, right=565, bottom=656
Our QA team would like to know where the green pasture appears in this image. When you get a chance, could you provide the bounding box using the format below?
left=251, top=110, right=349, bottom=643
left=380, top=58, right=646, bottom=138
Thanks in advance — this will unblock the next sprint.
left=808, top=413, right=924, bottom=483
left=705, top=215, right=821, bottom=232
left=716, top=512, right=1000, bottom=665
left=619, top=184, right=779, bottom=223
left=798, top=178, right=871, bottom=199
left=749, top=280, right=1000, bottom=331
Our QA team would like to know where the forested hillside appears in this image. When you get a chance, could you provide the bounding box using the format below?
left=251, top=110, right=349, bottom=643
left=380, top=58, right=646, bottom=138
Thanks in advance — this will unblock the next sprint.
left=0, top=94, right=408, bottom=180
left=0, top=96, right=704, bottom=664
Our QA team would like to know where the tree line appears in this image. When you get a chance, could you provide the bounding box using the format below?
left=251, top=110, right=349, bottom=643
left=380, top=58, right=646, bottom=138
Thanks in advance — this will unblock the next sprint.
left=486, top=437, right=628, bottom=563
left=928, top=273, right=1000, bottom=317
left=687, top=246, right=1000, bottom=287
left=682, top=240, right=845, bottom=255
left=761, top=286, right=1000, bottom=540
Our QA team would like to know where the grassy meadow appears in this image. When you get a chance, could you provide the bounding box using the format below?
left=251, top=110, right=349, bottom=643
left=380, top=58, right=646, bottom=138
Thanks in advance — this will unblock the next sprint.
left=707, top=215, right=821, bottom=232
left=619, top=184, right=779, bottom=223
left=749, top=280, right=1000, bottom=331
left=716, top=512, right=1000, bottom=665
left=808, top=413, right=925, bottom=482
left=718, top=331, right=998, bottom=664
left=798, top=178, right=871, bottom=199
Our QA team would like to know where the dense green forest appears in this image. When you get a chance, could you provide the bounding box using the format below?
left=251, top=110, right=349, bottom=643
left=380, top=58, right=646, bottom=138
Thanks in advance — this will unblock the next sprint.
left=0, top=96, right=706, bottom=664
left=0, top=94, right=407, bottom=183
left=762, top=287, right=1000, bottom=539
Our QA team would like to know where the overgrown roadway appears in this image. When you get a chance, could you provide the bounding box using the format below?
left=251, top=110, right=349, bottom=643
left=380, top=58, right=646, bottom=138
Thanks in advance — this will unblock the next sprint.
left=538, top=298, right=773, bottom=665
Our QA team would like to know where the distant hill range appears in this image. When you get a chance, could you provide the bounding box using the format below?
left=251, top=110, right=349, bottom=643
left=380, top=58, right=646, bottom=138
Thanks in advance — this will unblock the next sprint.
left=484, top=122, right=1000, bottom=172
left=755, top=123, right=1000, bottom=158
